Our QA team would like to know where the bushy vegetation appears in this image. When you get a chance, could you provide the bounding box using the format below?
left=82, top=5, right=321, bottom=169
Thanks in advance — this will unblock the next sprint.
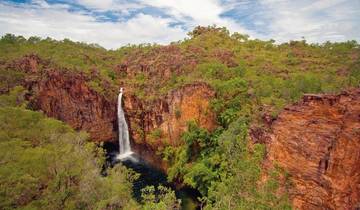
left=141, top=185, right=180, bottom=210
left=1, top=26, right=358, bottom=103
left=0, top=107, right=139, bottom=209
left=0, top=34, right=118, bottom=73
left=163, top=119, right=291, bottom=209
left=205, top=118, right=291, bottom=209
left=0, top=25, right=359, bottom=209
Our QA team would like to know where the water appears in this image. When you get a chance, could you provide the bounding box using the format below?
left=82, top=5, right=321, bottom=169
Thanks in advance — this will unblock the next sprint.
left=117, top=88, right=133, bottom=160
left=106, top=150, right=200, bottom=210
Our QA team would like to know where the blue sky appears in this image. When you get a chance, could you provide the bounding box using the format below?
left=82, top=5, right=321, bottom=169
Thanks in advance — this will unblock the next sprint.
left=0, top=0, right=359, bottom=49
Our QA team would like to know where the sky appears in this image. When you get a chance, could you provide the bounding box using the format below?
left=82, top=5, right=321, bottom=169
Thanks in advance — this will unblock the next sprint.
left=0, top=0, right=359, bottom=49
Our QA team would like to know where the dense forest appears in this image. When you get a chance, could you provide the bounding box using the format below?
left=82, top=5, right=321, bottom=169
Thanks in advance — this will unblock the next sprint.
left=0, top=26, right=359, bottom=210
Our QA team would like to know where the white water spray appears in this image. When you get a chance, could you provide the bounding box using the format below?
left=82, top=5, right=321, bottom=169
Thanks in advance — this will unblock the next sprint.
left=117, top=88, right=133, bottom=160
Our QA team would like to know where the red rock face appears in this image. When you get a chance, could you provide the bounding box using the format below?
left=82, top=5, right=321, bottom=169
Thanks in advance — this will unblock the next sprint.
left=267, top=89, right=360, bottom=209
left=9, top=54, right=46, bottom=74
left=29, top=70, right=117, bottom=142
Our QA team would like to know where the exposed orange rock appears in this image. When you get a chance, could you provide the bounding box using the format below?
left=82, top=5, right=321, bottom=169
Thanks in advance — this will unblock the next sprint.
left=124, top=82, right=216, bottom=150
left=266, top=89, right=360, bottom=209
left=9, top=54, right=46, bottom=73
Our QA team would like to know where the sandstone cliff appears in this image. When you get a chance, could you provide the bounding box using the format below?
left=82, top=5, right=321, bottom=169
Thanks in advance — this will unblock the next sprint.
left=264, top=89, right=360, bottom=209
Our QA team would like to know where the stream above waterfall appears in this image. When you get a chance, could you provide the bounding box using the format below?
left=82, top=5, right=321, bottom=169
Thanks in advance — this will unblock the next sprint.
left=104, top=143, right=200, bottom=210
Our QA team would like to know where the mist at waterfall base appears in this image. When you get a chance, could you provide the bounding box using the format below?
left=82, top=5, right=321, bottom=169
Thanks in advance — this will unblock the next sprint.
left=104, top=89, right=200, bottom=210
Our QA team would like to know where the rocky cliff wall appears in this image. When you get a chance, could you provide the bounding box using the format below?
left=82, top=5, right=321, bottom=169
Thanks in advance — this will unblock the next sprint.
left=265, top=89, right=360, bottom=209
left=28, top=70, right=118, bottom=142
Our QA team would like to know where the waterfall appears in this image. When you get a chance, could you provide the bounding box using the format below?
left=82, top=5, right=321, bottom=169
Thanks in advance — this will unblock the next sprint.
left=117, top=88, right=133, bottom=160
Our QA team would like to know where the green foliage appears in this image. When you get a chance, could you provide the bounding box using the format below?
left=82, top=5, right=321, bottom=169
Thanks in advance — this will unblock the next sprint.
left=349, top=61, right=360, bottom=86
left=166, top=118, right=291, bottom=209
left=150, top=128, right=162, bottom=139
left=181, top=121, right=212, bottom=150
left=205, top=118, right=292, bottom=210
left=0, top=69, right=25, bottom=92
left=148, top=128, right=163, bottom=145
left=0, top=34, right=124, bottom=99
left=167, top=146, right=190, bottom=182
left=218, top=108, right=238, bottom=128
left=167, top=122, right=220, bottom=195
left=183, top=161, right=218, bottom=196
left=0, top=34, right=116, bottom=72
left=87, top=80, right=105, bottom=95
left=0, top=86, right=27, bottom=107
left=2, top=27, right=357, bottom=107
left=141, top=185, right=180, bottom=210
left=0, top=107, right=139, bottom=210
left=175, top=107, right=181, bottom=119
left=188, top=25, right=230, bottom=39
left=160, top=146, right=176, bottom=163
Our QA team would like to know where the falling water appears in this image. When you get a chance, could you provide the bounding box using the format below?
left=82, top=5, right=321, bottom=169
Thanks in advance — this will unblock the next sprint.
left=117, top=88, right=133, bottom=160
